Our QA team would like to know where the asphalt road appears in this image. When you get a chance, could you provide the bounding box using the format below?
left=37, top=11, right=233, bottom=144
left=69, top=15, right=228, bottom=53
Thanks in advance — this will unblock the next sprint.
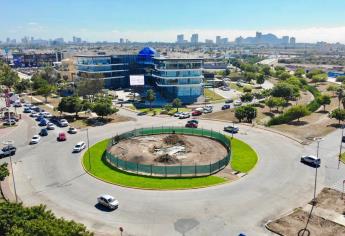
left=3, top=108, right=345, bottom=236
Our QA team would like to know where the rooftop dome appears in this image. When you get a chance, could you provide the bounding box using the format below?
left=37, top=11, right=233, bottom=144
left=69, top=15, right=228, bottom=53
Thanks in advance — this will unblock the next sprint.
left=138, top=47, right=156, bottom=56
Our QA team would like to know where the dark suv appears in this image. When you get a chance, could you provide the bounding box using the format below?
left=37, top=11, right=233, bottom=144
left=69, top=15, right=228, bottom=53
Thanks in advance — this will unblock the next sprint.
left=0, top=145, right=17, bottom=158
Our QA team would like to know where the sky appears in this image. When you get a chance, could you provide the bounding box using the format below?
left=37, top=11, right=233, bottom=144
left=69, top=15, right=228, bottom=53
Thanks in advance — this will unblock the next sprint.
left=1, top=0, right=345, bottom=43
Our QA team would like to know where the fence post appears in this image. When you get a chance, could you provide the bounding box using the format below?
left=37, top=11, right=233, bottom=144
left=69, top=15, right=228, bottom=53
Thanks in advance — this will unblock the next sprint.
left=125, top=160, right=127, bottom=170
left=165, top=164, right=167, bottom=177
left=180, top=161, right=182, bottom=177
left=209, top=161, right=211, bottom=175
left=195, top=163, right=197, bottom=176
left=116, top=156, right=119, bottom=167
left=151, top=164, right=152, bottom=176
left=137, top=162, right=138, bottom=174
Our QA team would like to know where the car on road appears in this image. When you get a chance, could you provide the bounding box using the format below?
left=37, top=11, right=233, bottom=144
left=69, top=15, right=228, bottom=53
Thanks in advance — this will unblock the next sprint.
left=30, top=135, right=41, bottom=144
left=342, top=136, right=345, bottom=142
left=97, top=194, right=119, bottom=210
left=225, top=99, right=233, bottom=104
left=57, top=132, right=67, bottom=141
left=39, top=128, right=48, bottom=136
left=191, top=110, right=202, bottom=116
left=3, top=119, right=16, bottom=126
left=137, top=112, right=147, bottom=116
left=38, top=119, right=48, bottom=126
left=185, top=122, right=198, bottom=128
left=174, top=112, right=183, bottom=117
left=234, top=100, right=242, bottom=106
left=202, top=107, right=213, bottom=113
left=179, top=113, right=190, bottom=119
left=300, top=155, right=321, bottom=167
left=224, top=126, right=239, bottom=133
left=42, top=112, right=53, bottom=118
left=23, top=107, right=31, bottom=113
left=0, top=145, right=16, bottom=158
left=58, top=119, right=69, bottom=127
left=73, top=141, right=86, bottom=153
left=187, top=119, right=199, bottom=124
left=68, top=127, right=77, bottom=134
left=222, top=104, right=231, bottom=110
left=47, top=122, right=55, bottom=130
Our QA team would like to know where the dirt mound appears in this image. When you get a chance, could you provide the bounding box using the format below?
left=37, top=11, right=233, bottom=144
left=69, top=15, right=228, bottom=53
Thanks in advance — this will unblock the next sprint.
left=154, top=154, right=179, bottom=164
left=163, top=134, right=186, bottom=145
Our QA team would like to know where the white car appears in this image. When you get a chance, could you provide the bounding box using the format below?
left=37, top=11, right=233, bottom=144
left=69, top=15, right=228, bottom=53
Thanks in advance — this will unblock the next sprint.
left=42, top=112, right=53, bottom=118
left=47, top=122, right=55, bottom=130
left=68, top=127, right=78, bottom=134
left=202, top=107, right=213, bottom=113
left=30, top=135, right=41, bottom=144
left=301, top=155, right=321, bottom=167
left=234, top=100, right=242, bottom=106
left=59, top=119, right=69, bottom=127
left=179, top=112, right=190, bottom=119
left=97, top=194, right=119, bottom=210
left=30, top=112, right=38, bottom=117
left=73, top=141, right=86, bottom=153
left=174, top=112, right=183, bottom=117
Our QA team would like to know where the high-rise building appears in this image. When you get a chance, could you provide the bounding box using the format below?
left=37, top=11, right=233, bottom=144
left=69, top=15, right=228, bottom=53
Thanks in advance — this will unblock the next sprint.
left=6, top=38, right=10, bottom=44
left=73, top=36, right=82, bottom=44
left=282, top=36, right=289, bottom=44
left=120, top=38, right=124, bottom=44
left=256, top=32, right=262, bottom=39
left=191, top=34, right=199, bottom=44
left=177, top=34, right=184, bottom=43
left=290, top=37, right=296, bottom=45
left=205, top=39, right=214, bottom=44
left=221, top=38, right=228, bottom=44
left=152, top=58, right=204, bottom=103
left=216, top=36, right=221, bottom=44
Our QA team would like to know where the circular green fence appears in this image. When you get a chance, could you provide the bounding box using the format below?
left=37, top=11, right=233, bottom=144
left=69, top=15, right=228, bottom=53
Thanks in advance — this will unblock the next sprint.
left=105, top=126, right=231, bottom=177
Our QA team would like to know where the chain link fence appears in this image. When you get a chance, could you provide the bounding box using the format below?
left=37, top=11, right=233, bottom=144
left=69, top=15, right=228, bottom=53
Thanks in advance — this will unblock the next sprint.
left=105, top=126, right=231, bottom=177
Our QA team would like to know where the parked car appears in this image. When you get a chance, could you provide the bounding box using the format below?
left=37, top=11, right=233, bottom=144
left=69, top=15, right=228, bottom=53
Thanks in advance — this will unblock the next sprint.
left=222, top=104, right=231, bottom=110
left=224, top=126, right=239, bottom=133
left=13, top=102, right=22, bottom=107
left=3, top=119, right=16, bottom=125
left=300, top=155, right=321, bottom=167
left=30, top=106, right=40, bottom=112
left=0, top=145, right=16, bottom=158
left=30, top=135, right=41, bottom=144
left=68, top=127, right=77, bottom=134
left=58, top=119, right=69, bottom=127
left=42, top=112, right=52, bottom=118
left=23, top=107, right=31, bottom=113
left=179, top=113, right=190, bottom=119
left=49, top=116, right=60, bottom=124
left=39, top=128, right=48, bottom=136
left=97, top=194, right=119, bottom=210
left=234, top=100, right=242, bottom=106
left=35, top=115, right=44, bottom=122
left=342, top=136, right=345, bottom=142
left=225, top=99, right=233, bottom=104
left=47, top=122, right=55, bottom=130
left=38, top=119, right=48, bottom=126
left=202, top=107, right=213, bottom=113
left=30, top=112, right=38, bottom=117
left=174, top=112, right=183, bottom=117
left=73, top=141, right=86, bottom=153
left=185, top=122, right=198, bottom=128
left=57, top=132, right=67, bottom=141
left=221, top=87, right=230, bottom=91
left=191, top=110, right=202, bottom=116
left=137, top=112, right=147, bottom=116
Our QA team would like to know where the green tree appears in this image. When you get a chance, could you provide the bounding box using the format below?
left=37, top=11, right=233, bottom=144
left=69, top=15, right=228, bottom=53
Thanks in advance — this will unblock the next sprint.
left=306, top=69, right=324, bottom=79
left=311, top=73, right=327, bottom=85
left=243, top=85, right=252, bottom=93
left=235, top=106, right=246, bottom=122
left=76, top=78, right=104, bottom=97
left=286, top=76, right=303, bottom=88
left=330, top=108, right=345, bottom=124
left=265, top=97, right=275, bottom=112
left=172, top=98, right=182, bottom=112
left=145, top=89, right=156, bottom=110
left=327, top=84, right=339, bottom=97
left=278, top=72, right=291, bottom=81
left=0, top=202, right=93, bottom=236
left=14, top=79, right=31, bottom=94
left=243, top=72, right=256, bottom=83
left=58, top=96, right=88, bottom=118
left=37, top=83, right=56, bottom=103
left=0, top=64, right=19, bottom=88
left=337, top=88, right=344, bottom=108
left=294, top=68, right=305, bottom=77
left=317, top=94, right=331, bottom=111
left=0, top=163, right=9, bottom=181
left=243, top=105, right=257, bottom=123
left=271, top=82, right=296, bottom=100
left=261, top=65, right=271, bottom=76
left=336, top=76, right=345, bottom=83
left=285, top=105, right=310, bottom=122
left=266, top=97, right=286, bottom=112
left=240, top=93, right=254, bottom=102
left=163, top=103, right=173, bottom=112
left=256, top=73, right=265, bottom=84
left=92, top=99, right=117, bottom=118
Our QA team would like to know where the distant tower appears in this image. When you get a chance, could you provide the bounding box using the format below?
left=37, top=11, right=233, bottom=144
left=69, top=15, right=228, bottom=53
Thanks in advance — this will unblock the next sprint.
left=216, top=36, right=221, bottom=44
left=177, top=34, right=184, bottom=43
left=290, top=37, right=296, bottom=45
left=191, top=34, right=199, bottom=44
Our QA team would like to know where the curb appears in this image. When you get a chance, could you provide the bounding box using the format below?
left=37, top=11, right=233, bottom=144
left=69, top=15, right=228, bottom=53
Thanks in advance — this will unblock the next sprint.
left=0, top=164, right=17, bottom=202
left=199, top=117, right=304, bottom=144
left=264, top=208, right=300, bottom=236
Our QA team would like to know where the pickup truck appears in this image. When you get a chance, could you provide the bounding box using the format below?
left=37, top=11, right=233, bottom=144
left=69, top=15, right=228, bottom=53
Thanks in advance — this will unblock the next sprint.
left=0, top=145, right=17, bottom=158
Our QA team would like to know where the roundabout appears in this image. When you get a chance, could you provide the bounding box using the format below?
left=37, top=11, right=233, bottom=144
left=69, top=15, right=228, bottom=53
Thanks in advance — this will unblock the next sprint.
left=81, top=126, right=258, bottom=190
left=9, top=113, right=324, bottom=236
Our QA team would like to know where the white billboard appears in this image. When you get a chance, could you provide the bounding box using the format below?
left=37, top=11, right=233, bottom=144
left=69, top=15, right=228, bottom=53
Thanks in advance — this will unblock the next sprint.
left=130, top=75, right=145, bottom=86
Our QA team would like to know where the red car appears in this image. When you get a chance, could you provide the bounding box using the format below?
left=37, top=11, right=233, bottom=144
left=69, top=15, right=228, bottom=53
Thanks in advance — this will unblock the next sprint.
left=185, top=122, right=198, bottom=128
left=57, top=132, right=67, bottom=141
left=191, top=110, right=202, bottom=116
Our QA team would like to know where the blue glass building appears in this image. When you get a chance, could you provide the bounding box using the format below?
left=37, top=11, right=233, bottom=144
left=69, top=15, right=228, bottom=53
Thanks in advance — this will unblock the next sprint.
left=75, top=55, right=129, bottom=89
left=152, top=58, right=204, bottom=103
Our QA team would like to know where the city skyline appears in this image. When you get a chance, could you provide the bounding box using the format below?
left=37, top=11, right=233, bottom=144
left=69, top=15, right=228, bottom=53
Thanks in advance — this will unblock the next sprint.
left=1, top=0, right=345, bottom=43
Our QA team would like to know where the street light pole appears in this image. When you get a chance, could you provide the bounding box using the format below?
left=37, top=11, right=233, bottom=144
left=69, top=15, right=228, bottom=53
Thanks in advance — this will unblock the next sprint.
left=338, top=124, right=344, bottom=169
left=3, top=140, right=17, bottom=202
left=86, top=128, right=91, bottom=171
left=313, top=137, right=323, bottom=205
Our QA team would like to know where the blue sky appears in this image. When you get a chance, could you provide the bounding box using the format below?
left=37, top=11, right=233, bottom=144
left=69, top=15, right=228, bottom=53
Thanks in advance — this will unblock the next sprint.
left=1, top=0, right=345, bottom=43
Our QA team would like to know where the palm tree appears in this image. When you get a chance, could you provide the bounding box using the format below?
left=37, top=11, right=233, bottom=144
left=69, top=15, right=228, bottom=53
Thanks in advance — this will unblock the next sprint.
left=146, top=89, right=156, bottom=110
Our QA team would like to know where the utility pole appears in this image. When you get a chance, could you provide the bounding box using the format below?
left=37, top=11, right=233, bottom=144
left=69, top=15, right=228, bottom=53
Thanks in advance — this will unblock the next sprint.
left=4, top=140, right=17, bottom=202
left=313, top=137, right=323, bottom=205
left=86, top=128, right=91, bottom=171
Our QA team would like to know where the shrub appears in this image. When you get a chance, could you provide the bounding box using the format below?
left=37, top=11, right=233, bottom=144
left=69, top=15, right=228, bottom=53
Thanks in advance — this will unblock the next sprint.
left=243, top=85, right=252, bottom=93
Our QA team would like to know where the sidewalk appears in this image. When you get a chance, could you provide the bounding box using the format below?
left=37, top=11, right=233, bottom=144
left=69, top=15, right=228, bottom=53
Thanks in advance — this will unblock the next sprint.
left=0, top=162, right=17, bottom=202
